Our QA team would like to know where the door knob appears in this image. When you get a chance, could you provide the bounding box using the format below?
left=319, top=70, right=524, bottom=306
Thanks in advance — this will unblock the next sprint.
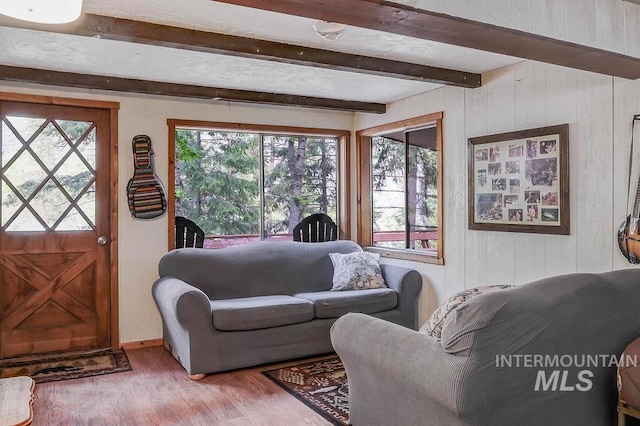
left=97, top=236, right=108, bottom=246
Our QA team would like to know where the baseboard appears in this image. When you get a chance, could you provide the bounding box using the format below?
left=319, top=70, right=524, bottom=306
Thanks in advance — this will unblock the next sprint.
left=120, top=339, right=163, bottom=350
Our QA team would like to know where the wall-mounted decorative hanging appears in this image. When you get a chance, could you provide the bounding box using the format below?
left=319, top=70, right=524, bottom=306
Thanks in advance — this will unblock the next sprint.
left=468, top=124, right=570, bottom=235
left=618, top=115, right=640, bottom=264
left=126, top=134, right=167, bottom=219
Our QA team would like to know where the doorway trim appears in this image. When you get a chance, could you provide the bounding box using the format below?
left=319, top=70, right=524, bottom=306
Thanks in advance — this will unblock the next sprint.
left=0, top=91, right=120, bottom=350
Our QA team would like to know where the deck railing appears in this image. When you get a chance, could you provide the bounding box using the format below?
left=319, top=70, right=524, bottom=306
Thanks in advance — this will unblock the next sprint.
left=203, top=233, right=291, bottom=249
left=201, top=230, right=438, bottom=249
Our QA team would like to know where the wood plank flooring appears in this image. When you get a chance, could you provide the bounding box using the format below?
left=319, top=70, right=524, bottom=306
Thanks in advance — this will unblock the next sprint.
left=30, top=346, right=333, bottom=425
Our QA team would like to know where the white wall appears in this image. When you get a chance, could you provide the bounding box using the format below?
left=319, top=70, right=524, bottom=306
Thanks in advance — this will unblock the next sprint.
left=1, top=0, right=637, bottom=346
left=0, top=81, right=353, bottom=344
left=356, top=62, right=640, bottom=322
left=3, top=61, right=639, bottom=343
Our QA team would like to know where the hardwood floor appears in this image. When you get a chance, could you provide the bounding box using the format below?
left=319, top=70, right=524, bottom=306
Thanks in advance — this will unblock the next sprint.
left=31, top=346, right=334, bottom=425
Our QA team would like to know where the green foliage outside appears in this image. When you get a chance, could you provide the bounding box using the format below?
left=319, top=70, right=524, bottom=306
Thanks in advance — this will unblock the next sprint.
left=175, top=130, right=260, bottom=235
left=410, top=145, right=438, bottom=227
left=262, top=135, right=337, bottom=234
left=372, top=135, right=438, bottom=249
left=175, top=130, right=337, bottom=237
left=1, top=117, right=96, bottom=231
left=372, top=136, right=405, bottom=234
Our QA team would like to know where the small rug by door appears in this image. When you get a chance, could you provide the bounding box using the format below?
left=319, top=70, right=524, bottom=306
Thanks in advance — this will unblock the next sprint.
left=262, top=355, right=349, bottom=426
left=0, top=349, right=132, bottom=384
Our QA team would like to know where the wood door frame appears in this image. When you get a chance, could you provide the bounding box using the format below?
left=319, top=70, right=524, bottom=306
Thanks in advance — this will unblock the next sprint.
left=0, top=91, right=120, bottom=350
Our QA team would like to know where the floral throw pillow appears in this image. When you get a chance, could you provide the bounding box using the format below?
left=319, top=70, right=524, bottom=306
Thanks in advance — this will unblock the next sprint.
left=329, top=252, right=387, bottom=291
left=419, top=285, right=515, bottom=339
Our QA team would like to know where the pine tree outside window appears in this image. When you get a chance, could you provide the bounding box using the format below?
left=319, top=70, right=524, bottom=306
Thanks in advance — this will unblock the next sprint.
left=357, top=112, right=443, bottom=264
left=167, top=120, right=350, bottom=249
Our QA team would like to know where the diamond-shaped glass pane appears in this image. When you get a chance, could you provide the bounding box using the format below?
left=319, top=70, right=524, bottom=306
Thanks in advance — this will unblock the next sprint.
left=2, top=120, right=24, bottom=168
left=30, top=179, right=71, bottom=228
left=2, top=114, right=100, bottom=232
left=1, top=180, right=21, bottom=227
left=4, top=116, right=46, bottom=143
left=4, top=150, right=47, bottom=200
left=56, top=120, right=92, bottom=144
left=75, top=183, right=95, bottom=228
left=6, top=208, right=45, bottom=231
left=55, top=151, right=94, bottom=199
left=56, top=206, right=93, bottom=231
left=77, top=128, right=96, bottom=170
left=30, top=122, right=70, bottom=171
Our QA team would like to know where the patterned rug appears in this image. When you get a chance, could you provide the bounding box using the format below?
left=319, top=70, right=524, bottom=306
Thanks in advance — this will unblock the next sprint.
left=0, top=348, right=132, bottom=383
left=262, top=355, right=349, bottom=426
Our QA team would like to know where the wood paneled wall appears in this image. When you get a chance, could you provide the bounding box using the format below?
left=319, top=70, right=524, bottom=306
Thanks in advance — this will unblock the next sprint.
left=357, top=61, right=640, bottom=322
left=2, top=1, right=638, bottom=343
left=2, top=64, right=634, bottom=343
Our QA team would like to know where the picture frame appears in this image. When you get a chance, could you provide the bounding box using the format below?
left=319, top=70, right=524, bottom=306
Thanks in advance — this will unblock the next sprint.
left=468, top=124, right=570, bottom=235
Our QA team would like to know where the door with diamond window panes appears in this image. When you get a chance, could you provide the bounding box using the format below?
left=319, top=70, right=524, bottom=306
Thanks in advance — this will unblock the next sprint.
left=0, top=101, right=112, bottom=359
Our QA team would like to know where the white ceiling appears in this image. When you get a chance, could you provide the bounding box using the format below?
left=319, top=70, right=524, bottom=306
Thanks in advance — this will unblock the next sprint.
left=0, top=0, right=525, bottom=105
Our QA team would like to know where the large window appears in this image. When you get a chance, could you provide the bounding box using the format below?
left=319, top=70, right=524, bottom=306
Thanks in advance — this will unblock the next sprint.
left=168, top=121, right=349, bottom=249
left=357, top=113, right=443, bottom=263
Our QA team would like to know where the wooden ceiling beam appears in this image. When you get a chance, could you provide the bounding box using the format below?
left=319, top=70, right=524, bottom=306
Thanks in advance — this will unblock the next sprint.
left=0, top=66, right=386, bottom=113
left=213, top=0, right=640, bottom=80
left=0, top=13, right=481, bottom=88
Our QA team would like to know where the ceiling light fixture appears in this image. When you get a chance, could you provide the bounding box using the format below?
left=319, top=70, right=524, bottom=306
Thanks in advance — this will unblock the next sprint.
left=313, top=20, right=346, bottom=41
left=0, top=0, right=83, bottom=24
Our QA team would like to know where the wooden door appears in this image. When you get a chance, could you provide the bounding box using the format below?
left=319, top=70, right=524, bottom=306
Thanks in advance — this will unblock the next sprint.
left=0, top=100, right=112, bottom=359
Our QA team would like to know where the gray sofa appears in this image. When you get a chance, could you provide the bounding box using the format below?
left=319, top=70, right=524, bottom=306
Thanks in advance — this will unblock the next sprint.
left=152, top=240, right=422, bottom=378
left=331, top=269, right=640, bottom=426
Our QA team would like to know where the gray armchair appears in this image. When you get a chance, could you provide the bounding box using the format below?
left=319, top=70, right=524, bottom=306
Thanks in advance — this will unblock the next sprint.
left=331, top=269, right=640, bottom=426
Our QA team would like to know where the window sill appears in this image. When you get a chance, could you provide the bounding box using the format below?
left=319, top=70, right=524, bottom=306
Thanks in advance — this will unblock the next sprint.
left=365, top=246, right=444, bottom=265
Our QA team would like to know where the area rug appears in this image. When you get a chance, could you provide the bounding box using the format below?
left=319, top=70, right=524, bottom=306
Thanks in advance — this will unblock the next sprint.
left=0, top=349, right=132, bottom=384
left=262, top=355, right=349, bottom=426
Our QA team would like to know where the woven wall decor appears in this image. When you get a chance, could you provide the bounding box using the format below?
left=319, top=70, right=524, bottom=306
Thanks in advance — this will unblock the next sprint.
left=126, top=134, right=167, bottom=219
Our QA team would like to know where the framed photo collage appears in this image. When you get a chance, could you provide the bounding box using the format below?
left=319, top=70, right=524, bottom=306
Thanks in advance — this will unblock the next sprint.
left=468, top=124, right=570, bottom=235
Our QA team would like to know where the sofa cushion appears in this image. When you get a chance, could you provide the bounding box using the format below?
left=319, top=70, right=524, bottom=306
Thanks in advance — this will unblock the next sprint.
left=328, top=252, right=387, bottom=291
left=211, top=295, right=314, bottom=331
left=294, top=289, right=397, bottom=319
left=419, top=285, right=515, bottom=339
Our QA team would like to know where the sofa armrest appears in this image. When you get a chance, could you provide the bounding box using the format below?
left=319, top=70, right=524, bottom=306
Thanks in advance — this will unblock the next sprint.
left=152, top=276, right=213, bottom=374
left=331, top=313, right=465, bottom=426
left=152, top=277, right=211, bottom=327
left=380, top=264, right=422, bottom=328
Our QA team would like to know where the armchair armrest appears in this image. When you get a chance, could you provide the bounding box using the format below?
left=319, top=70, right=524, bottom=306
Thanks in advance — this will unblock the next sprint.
left=330, top=313, right=465, bottom=426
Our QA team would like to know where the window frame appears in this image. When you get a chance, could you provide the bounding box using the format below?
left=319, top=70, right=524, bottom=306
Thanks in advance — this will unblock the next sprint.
left=356, top=112, right=444, bottom=265
left=167, top=119, right=351, bottom=250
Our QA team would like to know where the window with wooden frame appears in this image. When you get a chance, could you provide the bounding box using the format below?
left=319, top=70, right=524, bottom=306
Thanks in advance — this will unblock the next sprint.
left=356, top=112, right=443, bottom=264
left=166, top=120, right=350, bottom=250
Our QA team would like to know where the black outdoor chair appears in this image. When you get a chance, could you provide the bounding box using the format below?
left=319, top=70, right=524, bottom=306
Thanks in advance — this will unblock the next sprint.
left=175, top=216, right=205, bottom=248
left=292, top=213, right=338, bottom=243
